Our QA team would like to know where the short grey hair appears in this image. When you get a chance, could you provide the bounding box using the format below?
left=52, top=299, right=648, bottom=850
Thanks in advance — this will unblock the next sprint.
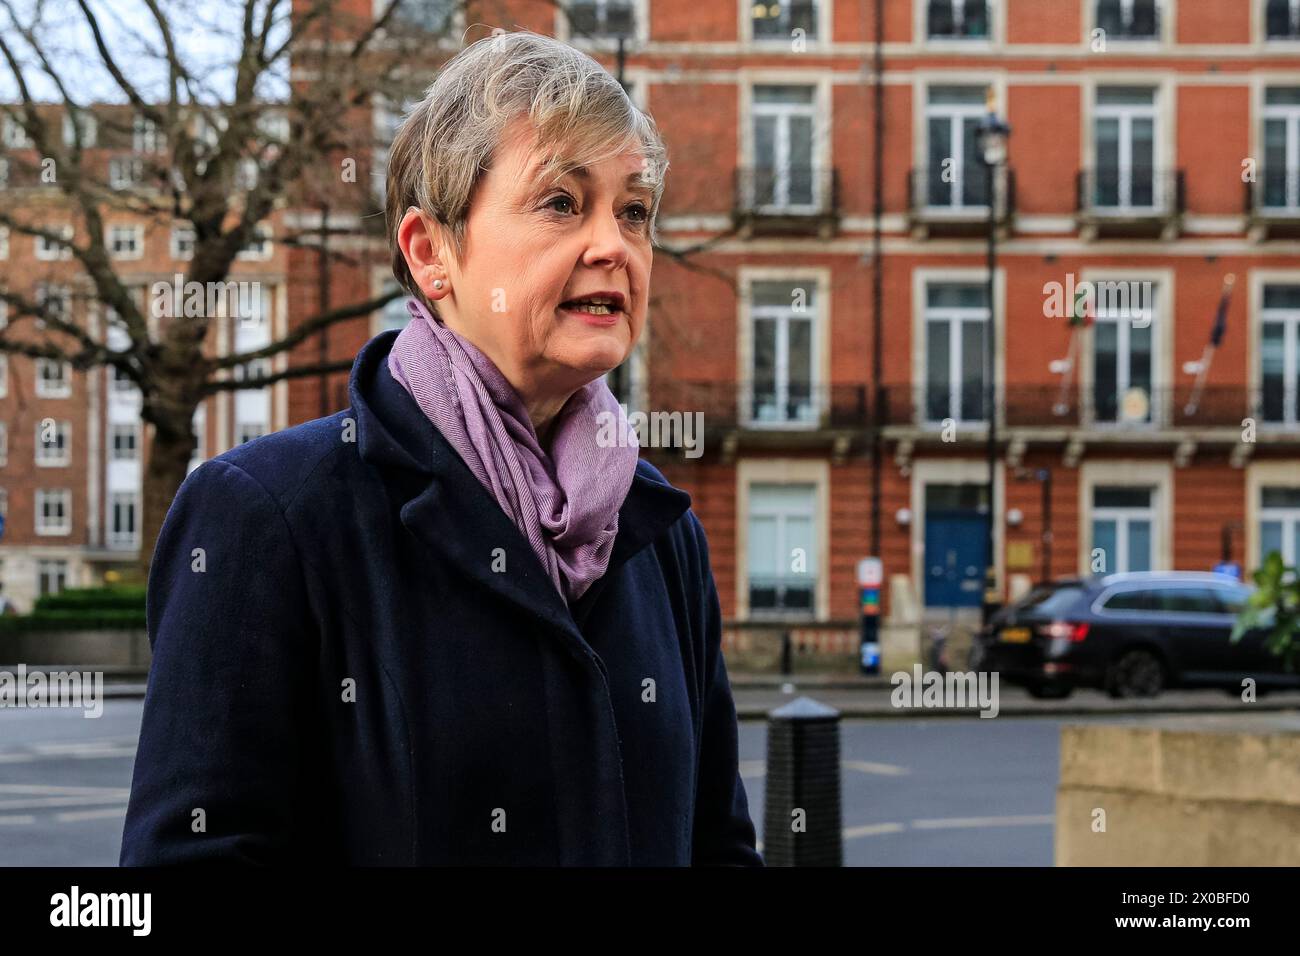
left=385, top=29, right=669, bottom=305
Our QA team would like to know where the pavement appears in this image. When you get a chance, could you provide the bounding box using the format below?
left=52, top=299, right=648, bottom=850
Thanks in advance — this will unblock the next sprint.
left=726, top=672, right=1300, bottom=719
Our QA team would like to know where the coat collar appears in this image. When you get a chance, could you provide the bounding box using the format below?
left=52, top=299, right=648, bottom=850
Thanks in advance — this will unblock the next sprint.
left=348, top=329, right=693, bottom=642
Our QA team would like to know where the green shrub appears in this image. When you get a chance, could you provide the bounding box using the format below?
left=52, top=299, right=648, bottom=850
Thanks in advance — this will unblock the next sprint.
left=1232, top=551, right=1299, bottom=672
left=0, top=610, right=146, bottom=634
left=32, top=586, right=147, bottom=613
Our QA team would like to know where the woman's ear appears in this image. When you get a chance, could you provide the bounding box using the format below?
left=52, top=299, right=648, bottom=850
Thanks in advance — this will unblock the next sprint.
left=397, top=207, right=450, bottom=300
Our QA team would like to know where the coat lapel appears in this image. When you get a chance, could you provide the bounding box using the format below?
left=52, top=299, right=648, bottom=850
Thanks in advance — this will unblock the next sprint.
left=348, top=329, right=692, bottom=653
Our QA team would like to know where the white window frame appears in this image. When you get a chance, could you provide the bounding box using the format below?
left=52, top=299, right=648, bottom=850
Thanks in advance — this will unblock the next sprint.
left=1092, top=86, right=1160, bottom=213
left=35, top=489, right=71, bottom=536
left=923, top=84, right=991, bottom=213
left=35, top=283, right=71, bottom=330
left=1078, top=461, right=1173, bottom=575
left=0, top=225, right=7, bottom=258
left=738, top=267, right=831, bottom=431
left=0, top=422, right=7, bottom=466
left=2, top=115, right=33, bottom=148
left=745, top=482, right=819, bottom=618
left=1080, top=268, right=1170, bottom=429
left=556, top=0, right=649, bottom=47
left=745, top=81, right=828, bottom=214
left=1090, top=0, right=1167, bottom=46
left=37, top=558, right=68, bottom=596
left=736, top=459, right=831, bottom=621
left=110, top=423, right=139, bottom=461
left=106, top=224, right=144, bottom=260
left=1091, top=487, right=1156, bottom=573
left=912, top=266, right=1006, bottom=430
left=35, top=225, right=73, bottom=261
left=133, top=114, right=164, bottom=153
left=61, top=111, right=97, bottom=148
left=1259, top=493, right=1300, bottom=565
left=1261, top=87, right=1300, bottom=212
left=108, top=491, right=139, bottom=549
left=35, top=420, right=71, bottom=467
left=109, top=156, right=145, bottom=190
left=922, top=280, right=990, bottom=425
left=742, top=0, right=830, bottom=47
left=170, top=224, right=196, bottom=260
left=1258, top=282, right=1300, bottom=426
left=35, top=358, right=72, bottom=398
left=919, top=0, right=999, bottom=46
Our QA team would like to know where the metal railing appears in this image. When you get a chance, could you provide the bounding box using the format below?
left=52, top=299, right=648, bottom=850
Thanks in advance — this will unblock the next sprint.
left=1245, top=172, right=1300, bottom=217
left=1077, top=167, right=1184, bottom=218
left=907, top=166, right=1015, bottom=222
left=733, top=166, right=839, bottom=221
left=876, top=383, right=1275, bottom=430
left=1094, top=0, right=1162, bottom=40
left=657, top=380, right=867, bottom=431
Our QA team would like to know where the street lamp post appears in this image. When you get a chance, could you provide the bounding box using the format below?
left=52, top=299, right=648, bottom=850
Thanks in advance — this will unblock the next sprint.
left=977, top=92, right=1011, bottom=627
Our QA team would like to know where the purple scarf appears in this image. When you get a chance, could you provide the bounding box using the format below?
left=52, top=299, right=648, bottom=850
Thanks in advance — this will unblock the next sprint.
left=386, top=298, right=640, bottom=604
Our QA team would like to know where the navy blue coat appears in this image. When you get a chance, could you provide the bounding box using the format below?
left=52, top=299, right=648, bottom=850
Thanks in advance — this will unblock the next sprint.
left=120, top=329, right=763, bottom=866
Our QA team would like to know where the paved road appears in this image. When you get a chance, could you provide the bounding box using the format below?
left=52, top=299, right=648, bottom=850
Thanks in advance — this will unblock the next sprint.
left=0, top=699, right=1281, bottom=866
left=0, top=702, right=141, bottom=866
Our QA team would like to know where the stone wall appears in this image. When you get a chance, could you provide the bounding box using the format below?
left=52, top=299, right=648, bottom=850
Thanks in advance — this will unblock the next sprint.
left=1056, top=715, right=1300, bottom=866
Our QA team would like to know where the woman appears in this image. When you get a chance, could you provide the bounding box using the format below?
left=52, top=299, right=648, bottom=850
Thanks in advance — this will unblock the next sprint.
left=120, top=30, right=762, bottom=867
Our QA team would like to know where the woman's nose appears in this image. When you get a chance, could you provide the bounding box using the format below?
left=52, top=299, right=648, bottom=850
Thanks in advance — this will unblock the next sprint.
left=580, top=210, right=631, bottom=269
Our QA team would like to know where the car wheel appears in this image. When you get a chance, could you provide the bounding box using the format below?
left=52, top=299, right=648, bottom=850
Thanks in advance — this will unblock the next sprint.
left=1105, top=649, right=1165, bottom=698
left=1026, top=682, right=1073, bottom=700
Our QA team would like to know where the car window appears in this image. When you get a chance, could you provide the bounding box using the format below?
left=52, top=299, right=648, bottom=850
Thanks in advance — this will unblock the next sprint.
left=1101, top=589, right=1156, bottom=611
left=1017, top=585, right=1086, bottom=616
left=1155, top=587, right=1223, bottom=615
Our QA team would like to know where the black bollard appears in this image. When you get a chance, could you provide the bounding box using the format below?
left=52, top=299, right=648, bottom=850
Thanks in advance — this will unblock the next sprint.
left=762, top=696, right=843, bottom=866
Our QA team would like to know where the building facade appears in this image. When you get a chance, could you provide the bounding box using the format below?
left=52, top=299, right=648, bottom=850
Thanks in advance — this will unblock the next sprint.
left=0, top=105, right=293, bottom=610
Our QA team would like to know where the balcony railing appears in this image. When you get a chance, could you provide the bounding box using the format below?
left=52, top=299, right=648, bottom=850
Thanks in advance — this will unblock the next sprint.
left=732, top=165, right=839, bottom=237
left=658, top=379, right=867, bottom=432
left=1245, top=172, right=1300, bottom=237
left=907, top=166, right=1015, bottom=234
left=926, top=0, right=992, bottom=40
left=878, top=384, right=1270, bottom=431
left=1077, top=167, right=1184, bottom=236
left=1095, top=0, right=1161, bottom=40
left=747, top=575, right=817, bottom=617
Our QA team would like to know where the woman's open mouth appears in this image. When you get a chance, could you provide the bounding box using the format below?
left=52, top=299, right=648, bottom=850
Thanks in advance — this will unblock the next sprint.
left=558, top=294, right=625, bottom=327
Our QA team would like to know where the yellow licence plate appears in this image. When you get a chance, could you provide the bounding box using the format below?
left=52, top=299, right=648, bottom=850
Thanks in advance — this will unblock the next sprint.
left=1001, top=627, right=1032, bottom=643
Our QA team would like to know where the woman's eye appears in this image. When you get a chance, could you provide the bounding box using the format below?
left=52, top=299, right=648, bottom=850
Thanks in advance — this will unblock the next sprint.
left=544, top=194, right=576, bottom=215
left=625, top=203, right=649, bottom=223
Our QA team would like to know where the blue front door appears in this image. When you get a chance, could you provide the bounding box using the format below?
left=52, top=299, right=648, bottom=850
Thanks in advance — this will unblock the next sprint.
left=925, top=509, right=990, bottom=608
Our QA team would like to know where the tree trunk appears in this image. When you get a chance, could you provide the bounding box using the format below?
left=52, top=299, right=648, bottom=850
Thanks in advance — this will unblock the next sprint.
left=138, top=399, right=199, bottom=583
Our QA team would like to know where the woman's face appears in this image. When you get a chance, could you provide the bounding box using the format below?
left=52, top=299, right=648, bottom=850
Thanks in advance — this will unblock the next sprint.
left=402, top=117, right=655, bottom=404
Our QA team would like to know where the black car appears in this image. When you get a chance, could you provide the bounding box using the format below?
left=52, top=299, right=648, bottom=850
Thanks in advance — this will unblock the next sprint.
left=971, top=572, right=1296, bottom=699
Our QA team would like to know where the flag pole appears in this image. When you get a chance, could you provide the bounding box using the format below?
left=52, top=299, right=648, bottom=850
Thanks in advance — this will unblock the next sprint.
left=1184, top=273, right=1235, bottom=418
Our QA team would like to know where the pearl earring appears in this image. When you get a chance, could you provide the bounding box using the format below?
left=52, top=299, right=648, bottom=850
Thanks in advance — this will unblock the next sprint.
left=433, top=279, right=444, bottom=290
